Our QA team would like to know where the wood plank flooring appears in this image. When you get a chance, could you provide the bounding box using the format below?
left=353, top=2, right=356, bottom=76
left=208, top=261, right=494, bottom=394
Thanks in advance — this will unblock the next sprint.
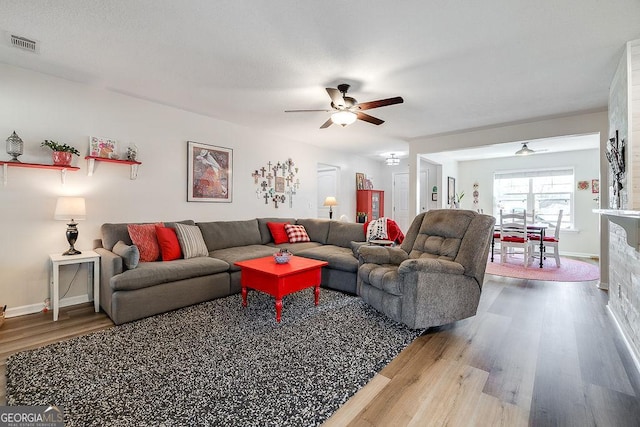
left=2, top=273, right=640, bottom=426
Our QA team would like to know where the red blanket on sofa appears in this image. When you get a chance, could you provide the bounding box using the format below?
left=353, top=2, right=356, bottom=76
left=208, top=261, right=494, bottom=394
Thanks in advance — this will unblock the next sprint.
left=363, top=218, right=405, bottom=244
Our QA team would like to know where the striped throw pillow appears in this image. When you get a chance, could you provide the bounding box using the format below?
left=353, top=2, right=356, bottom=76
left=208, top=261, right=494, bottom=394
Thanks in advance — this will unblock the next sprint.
left=174, top=223, right=209, bottom=259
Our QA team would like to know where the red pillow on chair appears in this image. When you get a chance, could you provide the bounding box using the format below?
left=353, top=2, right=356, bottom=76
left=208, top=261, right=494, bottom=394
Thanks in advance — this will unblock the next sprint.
left=267, top=222, right=290, bottom=244
left=155, top=225, right=182, bottom=261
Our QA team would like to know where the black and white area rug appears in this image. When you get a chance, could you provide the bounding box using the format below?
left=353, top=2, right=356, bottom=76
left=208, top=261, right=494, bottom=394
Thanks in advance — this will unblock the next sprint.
left=7, top=290, right=423, bottom=426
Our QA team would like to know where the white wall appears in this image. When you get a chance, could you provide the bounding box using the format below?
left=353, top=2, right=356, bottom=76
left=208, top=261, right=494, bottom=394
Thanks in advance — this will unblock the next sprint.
left=0, top=63, right=383, bottom=316
left=455, top=149, right=600, bottom=256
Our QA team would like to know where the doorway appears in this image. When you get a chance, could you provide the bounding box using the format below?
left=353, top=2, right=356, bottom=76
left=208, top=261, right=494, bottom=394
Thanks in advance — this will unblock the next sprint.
left=393, top=172, right=410, bottom=232
left=317, top=164, right=339, bottom=219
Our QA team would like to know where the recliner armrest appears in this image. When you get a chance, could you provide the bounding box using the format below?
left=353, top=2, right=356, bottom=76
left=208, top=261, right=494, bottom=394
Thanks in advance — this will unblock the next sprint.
left=358, top=245, right=409, bottom=265
left=398, top=257, right=464, bottom=275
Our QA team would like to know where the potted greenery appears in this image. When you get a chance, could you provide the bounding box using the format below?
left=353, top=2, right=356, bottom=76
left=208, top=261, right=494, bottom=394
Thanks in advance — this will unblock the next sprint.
left=41, top=140, right=80, bottom=166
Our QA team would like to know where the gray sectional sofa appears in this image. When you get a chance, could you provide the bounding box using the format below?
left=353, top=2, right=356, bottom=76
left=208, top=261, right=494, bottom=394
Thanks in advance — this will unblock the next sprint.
left=95, top=218, right=365, bottom=325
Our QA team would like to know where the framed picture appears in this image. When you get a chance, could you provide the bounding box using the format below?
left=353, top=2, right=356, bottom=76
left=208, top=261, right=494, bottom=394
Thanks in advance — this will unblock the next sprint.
left=187, top=141, right=232, bottom=203
left=447, top=176, right=456, bottom=205
left=356, top=172, right=365, bottom=190
left=592, top=179, right=600, bottom=194
left=89, top=136, right=117, bottom=158
left=432, top=192, right=437, bottom=201
left=577, top=180, right=589, bottom=191
left=275, top=176, right=285, bottom=193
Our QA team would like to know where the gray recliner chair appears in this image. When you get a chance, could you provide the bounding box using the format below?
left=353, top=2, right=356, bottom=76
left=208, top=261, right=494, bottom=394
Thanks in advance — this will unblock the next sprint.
left=357, top=209, right=496, bottom=329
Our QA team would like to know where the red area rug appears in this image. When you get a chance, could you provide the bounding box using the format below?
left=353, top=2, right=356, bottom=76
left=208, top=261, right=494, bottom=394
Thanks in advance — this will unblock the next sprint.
left=486, top=253, right=600, bottom=282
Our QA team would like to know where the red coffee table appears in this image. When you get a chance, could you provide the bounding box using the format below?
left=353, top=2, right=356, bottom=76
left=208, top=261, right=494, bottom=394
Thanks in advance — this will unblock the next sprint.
left=234, top=255, right=328, bottom=323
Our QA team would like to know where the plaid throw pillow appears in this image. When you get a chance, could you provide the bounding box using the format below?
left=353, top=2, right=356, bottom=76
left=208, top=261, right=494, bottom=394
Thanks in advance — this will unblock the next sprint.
left=284, top=224, right=311, bottom=243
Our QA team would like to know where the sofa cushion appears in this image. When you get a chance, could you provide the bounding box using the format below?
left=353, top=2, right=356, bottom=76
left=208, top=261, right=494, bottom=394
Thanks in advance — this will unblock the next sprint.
left=209, top=245, right=276, bottom=272
left=295, top=245, right=358, bottom=273
left=257, top=217, right=297, bottom=244
left=295, top=218, right=330, bottom=244
left=101, top=220, right=194, bottom=252
left=127, top=223, right=162, bottom=262
left=285, top=224, right=311, bottom=243
left=110, top=257, right=229, bottom=291
left=267, top=222, right=290, bottom=245
left=175, top=223, right=209, bottom=259
left=327, top=221, right=366, bottom=248
left=268, top=241, right=322, bottom=253
left=197, top=219, right=262, bottom=251
left=155, top=225, right=182, bottom=261
left=112, top=241, right=140, bottom=270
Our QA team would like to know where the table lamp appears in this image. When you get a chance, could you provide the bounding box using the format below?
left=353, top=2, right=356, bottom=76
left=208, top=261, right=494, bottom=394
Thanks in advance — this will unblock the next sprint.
left=323, top=196, right=338, bottom=219
left=54, top=197, right=86, bottom=255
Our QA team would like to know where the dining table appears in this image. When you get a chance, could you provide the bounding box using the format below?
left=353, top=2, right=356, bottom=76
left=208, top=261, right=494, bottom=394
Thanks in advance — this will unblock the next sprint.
left=491, top=223, right=548, bottom=268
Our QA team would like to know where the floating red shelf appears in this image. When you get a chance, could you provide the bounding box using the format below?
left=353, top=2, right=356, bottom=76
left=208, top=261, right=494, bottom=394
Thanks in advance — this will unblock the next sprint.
left=84, top=156, right=142, bottom=179
left=0, top=160, right=80, bottom=186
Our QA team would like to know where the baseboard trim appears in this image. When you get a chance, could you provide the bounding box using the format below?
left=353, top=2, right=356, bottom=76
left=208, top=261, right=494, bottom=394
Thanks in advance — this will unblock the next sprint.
left=607, top=304, right=640, bottom=376
left=560, top=251, right=598, bottom=258
left=5, top=294, right=90, bottom=318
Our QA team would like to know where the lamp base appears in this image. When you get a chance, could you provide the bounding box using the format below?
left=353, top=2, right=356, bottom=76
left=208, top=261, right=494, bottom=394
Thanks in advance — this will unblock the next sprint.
left=62, top=222, right=81, bottom=256
left=62, top=247, right=82, bottom=256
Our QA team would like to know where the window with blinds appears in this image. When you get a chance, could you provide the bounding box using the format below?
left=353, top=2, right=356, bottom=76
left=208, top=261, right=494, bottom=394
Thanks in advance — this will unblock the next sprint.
left=493, top=168, right=573, bottom=229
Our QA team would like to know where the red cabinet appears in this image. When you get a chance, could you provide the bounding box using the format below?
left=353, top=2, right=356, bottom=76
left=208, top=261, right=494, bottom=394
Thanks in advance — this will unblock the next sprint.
left=356, top=190, right=384, bottom=222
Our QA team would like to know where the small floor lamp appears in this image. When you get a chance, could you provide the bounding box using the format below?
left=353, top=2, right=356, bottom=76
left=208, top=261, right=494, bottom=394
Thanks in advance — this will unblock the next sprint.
left=54, top=197, right=86, bottom=255
left=323, top=196, right=338, bottom=219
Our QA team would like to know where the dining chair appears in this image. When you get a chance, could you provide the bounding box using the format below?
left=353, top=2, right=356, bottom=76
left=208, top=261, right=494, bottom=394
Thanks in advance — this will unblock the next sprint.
left=500, top=209, right=531, bottom=266
left=529, top=210, right=563, bottom=267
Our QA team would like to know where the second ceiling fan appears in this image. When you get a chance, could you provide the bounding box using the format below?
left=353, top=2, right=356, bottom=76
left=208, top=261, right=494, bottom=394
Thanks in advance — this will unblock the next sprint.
left=285, top=83, right=404, bottom=129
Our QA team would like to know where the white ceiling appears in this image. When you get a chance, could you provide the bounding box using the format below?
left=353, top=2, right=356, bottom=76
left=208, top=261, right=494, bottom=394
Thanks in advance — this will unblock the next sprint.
left=425, top=133, right=601, bottom=163
left=1, top=1, right=639, bottom=160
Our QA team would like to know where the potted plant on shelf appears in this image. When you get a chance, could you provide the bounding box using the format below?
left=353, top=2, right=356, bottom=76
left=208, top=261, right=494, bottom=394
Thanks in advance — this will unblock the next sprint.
left=41, top=140, right=80, bottom=166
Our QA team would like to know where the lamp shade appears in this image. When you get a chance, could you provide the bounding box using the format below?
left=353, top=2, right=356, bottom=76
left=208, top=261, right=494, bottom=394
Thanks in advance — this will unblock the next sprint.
left=323, top=196, right=338, bottom=207
left=515, top=143, right=535, bottom=156
left=331, top=111, right=357, bottom=127
left=54, top=197, right=86, bottom=221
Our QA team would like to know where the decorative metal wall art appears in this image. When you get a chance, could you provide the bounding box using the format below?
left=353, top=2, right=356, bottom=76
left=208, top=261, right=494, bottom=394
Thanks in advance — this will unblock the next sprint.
left=606, top=130, right=625, bottom=208
left=251, top=158, right=299, bottom=208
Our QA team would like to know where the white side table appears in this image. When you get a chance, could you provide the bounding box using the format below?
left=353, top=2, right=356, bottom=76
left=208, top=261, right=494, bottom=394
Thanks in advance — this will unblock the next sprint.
left=49, top=251, right=100, bottom=321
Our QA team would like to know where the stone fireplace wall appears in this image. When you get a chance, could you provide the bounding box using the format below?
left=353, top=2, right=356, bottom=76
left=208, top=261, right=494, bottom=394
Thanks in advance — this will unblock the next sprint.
left=607, top=39, right=640, bottom=364
left=608, top=222, right=640, bottom=356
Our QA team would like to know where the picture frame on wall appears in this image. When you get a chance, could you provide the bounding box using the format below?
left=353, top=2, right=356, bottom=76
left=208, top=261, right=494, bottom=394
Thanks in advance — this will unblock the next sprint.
left=275, top=177, right=285, bottom=193
left=89, top=136, right=118, bottom=159
left=187, top=141, right=233, bottom=203
left=432, top=193, right=437, bottom=201
left=356, top=172, right=365, bottom=190
left=447, top=176, right=456, bottom=205
left=592, top=179, right=600, bottom=194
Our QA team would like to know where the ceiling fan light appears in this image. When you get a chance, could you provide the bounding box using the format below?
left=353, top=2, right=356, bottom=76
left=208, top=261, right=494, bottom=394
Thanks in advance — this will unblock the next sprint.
left=331, top=111, right=357, bottom=127
left=515, top=143, right=535, bottom=156
left=385, top=153, right=400, bottom=166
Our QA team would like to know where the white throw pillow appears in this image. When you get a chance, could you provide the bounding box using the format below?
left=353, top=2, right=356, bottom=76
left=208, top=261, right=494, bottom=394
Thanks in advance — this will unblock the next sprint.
left=174, top=223, right=209, bottom=259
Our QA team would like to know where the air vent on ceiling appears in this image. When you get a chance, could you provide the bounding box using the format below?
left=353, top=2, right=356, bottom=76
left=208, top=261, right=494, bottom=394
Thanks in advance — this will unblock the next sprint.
left=9, top=34, right=38, bottom=53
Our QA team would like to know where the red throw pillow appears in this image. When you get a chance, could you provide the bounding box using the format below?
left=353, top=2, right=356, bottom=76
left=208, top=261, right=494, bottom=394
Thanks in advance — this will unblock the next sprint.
left=155, top=225, right=182, bottom=261
left=127, top=223, right=163, bottom=262
left=284, top=224, right=311, bottom=243
left=267, top=222, right=290, bottom=244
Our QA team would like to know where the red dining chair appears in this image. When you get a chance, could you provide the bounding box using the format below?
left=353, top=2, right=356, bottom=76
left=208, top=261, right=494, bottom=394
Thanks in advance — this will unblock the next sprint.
left=529, top=210, right=562, bottom=267
left=500, top=209, right=532, bottom=267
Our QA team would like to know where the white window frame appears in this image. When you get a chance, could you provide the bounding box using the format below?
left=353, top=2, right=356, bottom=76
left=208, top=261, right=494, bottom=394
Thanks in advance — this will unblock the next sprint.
left=493, top=167, right=574, bottom=230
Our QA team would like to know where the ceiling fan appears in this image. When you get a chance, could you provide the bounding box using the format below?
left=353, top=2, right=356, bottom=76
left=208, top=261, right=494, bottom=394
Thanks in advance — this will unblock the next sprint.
left=285, top=83, right=404, bottom=129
